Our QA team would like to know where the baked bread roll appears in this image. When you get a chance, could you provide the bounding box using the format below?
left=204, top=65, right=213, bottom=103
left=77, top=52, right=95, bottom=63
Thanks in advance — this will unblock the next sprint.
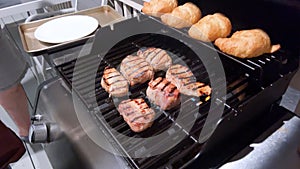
left=142, top=0, right=178, bottom=17
left=215, top=29, right=281, bottom=58
left=188, top=13, right=232, bottom=42
left=161, top=2, right=201, bottom=29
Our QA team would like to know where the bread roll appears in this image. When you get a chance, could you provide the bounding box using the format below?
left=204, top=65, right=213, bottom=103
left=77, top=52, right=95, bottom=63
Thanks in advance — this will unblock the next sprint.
left=161, top=2, right=201, bottom=29
left=188, top=13, right=232, bottom=42
left=142, top=0, right=178, bottom=17
left=215, top=29, right=281, bottom=58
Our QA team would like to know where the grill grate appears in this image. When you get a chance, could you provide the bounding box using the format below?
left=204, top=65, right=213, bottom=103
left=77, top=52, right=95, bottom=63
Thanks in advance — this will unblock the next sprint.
left=55, top=33, right=249, bottom=169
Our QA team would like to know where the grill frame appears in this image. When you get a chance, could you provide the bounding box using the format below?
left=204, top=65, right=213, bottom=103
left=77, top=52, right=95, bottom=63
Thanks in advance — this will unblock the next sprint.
left=55, top=32, right=220, bottom=168
left=48, top=14, right=299, bottom=169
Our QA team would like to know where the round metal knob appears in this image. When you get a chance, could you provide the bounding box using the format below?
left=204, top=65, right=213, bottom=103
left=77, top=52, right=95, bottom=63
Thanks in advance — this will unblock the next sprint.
left=29, top=123, right=62, bottom=143
left=29, top=123, right=48, bottom=143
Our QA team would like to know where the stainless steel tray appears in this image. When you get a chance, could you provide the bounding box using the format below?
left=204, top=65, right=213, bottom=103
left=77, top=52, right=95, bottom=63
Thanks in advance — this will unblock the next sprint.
left=18, top=5, right=125, bottom=55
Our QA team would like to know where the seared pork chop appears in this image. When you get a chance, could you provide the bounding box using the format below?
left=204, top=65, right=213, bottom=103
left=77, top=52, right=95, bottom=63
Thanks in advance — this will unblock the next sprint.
left=146, top=77, right=180, bottom=110
left=166, top=64, right=211, bottom=96
left=118, top=98, right=156, bottom=132
left=101, top=67, right=129, bottom=97
left=137, top=47, right=172, bottom=71
left=120, top=55, right=154, bottom=86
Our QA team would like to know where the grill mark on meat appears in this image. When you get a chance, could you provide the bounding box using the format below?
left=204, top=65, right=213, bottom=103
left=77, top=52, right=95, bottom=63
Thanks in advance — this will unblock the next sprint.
left=132, top=70, right=150, bottom=79
left=147, top=77, right=181, bottom=110
left=126, top=60, right=148, bottom=73
left=165, top=84, right=177, bottom=94
left=107, top=79, right=128, bottom=85
left=138, top=47, right=172, bottom=72
left=146, top=49, right=162, bottom=63
left=149, top=49, right=163, bottom=62
left=103, top=77, right=110, bottom=86
left=197, top=85, right=209, bottom=91
left=119, top=99, right=152, bottom=117
left=193, top=84, right=206, bottom=90
left=129, top=65, right=151, bottom=79
left=110, top=84, right=128, bottom=92
left=171, top=70, right=191, bottom=75
left=125, top=61, right=149, bottom=73
left=150, top=78, right=171, bottom=91
left=103, top=72, right=122, bottom=86
left=113, top=80, right=128, bottom=84
left=164, top=82, right=179, bottom=97
left=144, top=50, right=156, bottom=62
left=151, top=77, right=164, bottom=88
left=120, top=100, right=131, bottom=104
left=182, top=80, right=198, bottom=86
left=169, top=64, right=183, bottom=70
left=161, top=81, right=171, bottom=91
left=155, top=50, right=168, bottom=64
left=198, top=86, right=212, bottom=95
left=104, top=67, right=114, bottom=71
left=169, top=65, right=191, bottom=74
left=133, top=98, right=146, bottom=105
left=123, top=56, right=141, bottom=64
left=120, top=105, right=131, bottom=110
left=130, top=112, right=154, bottom=123
left=143, top=48, right=156, bottom=60
left=178, top=76, right=195, bottom=80
left=123, top=60, right=145, bottom=71
left=120, top=55, right=154, bottom=86
left=125, top=111, right=135, bottom=116
left=166, top=64, right=212, bottom=97
left=101, top=66, right=129, bottom=97
left=135, top=100, right=149, bottom=112
left=120, top=105, right=133, bottom=112
left=103, top=67, right=120, bottom=85
left=106, top=74, right=121, bottom=79
left=153, top=78, right=167, bottom=90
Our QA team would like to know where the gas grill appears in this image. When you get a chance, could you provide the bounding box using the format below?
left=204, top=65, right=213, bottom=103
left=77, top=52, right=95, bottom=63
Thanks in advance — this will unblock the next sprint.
left=28, top=1, right=299, bottom=169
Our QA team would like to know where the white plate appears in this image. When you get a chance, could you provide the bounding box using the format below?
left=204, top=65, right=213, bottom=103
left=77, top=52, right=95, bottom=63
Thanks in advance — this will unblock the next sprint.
left=34, top=15, right=99, bottom=44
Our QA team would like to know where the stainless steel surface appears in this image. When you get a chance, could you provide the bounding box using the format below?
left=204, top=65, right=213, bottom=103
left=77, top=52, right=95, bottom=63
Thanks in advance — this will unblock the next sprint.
left=220, top=74, right=300, bottom=169
left=281, top=61, right=300, bottom=114
left=34, top=78, right=128, bottom=169
left=112, top=0, right=143, bottom=11
left=220, top=115, right=300, bottom=169
left=281, top=86, right=300, bottom=116
left=0, top=0, right=76, bottom=26
left=18, top=5, right=124, bottom=55
left=50, top=37, right=94, bottom=66
left=32, top=114, right=43, bottom=121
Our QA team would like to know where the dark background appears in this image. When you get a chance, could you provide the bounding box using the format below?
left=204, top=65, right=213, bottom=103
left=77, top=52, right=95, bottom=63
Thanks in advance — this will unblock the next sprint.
left=178, top=0, right=300, bottom=54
